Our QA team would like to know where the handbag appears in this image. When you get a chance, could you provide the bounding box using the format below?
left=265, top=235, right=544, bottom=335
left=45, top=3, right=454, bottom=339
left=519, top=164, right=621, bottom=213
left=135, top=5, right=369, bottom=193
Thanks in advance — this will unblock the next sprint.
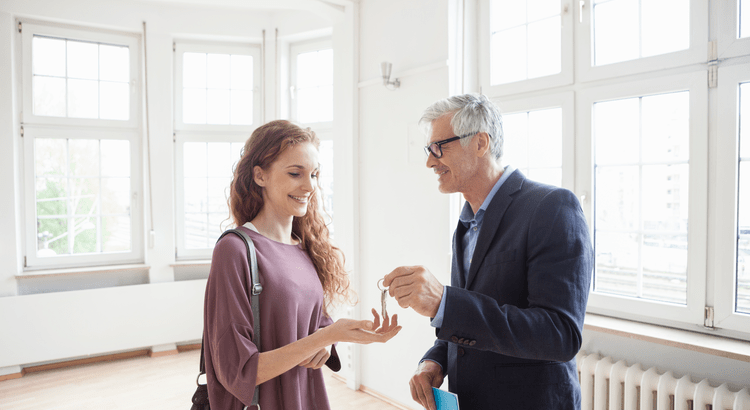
left=191, top=228, right=263, bottom=410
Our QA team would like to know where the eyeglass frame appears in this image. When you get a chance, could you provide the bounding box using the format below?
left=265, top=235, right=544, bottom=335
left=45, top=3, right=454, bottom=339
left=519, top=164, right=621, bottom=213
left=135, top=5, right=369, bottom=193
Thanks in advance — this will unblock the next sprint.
left=424, top=132, right=477, bottom=158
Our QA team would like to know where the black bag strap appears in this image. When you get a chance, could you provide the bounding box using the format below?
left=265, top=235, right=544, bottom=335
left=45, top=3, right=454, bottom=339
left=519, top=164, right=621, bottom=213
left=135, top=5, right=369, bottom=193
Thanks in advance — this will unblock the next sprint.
left=200, top=227, right=262, bottom=409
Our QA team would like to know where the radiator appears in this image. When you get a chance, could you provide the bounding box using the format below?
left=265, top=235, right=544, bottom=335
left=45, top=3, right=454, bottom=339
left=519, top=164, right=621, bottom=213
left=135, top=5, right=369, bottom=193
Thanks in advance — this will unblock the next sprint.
left=577, top=352, right=750, bottom=410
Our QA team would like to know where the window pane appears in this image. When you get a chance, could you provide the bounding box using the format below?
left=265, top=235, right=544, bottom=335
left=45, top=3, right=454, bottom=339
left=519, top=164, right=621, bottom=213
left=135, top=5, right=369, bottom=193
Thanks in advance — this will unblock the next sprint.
left=594, top=0, right=689, bottom=66
left=182, top=142, right=237, bottom=250
left=99, top=45, right=129, bottom=82
left=527, top=16, right=561, bottom=79
left=183, top=53, right=206, bottom=88
left=231, top=55, right=253, bottom=90
left=207, top=88, right=231, bottom=124
left=99, top=81, right=129, bottom=120
left=34, top=138, right=131, bottom=257
left=490, top=0, right=561, bottom=84
left=594, top=92, right=690, bottom=304
left=33, top=76, right=66, bottom=117
left=491, top=26, right=527, bottom=85
left=503, top=108, right=562, bottom=187
left=207, top=54, right=231, bottom=89
left=101, top=140, right=131, bottom=177
left=33, top=36, right=65, bottom=77
left=641, top=0, right=689, bottom=58
left=231, top=90, right=253, bottom=125
left=68, top=79, right=98, bottom=119
left=66, top=41, right=98, bottom=80
left=295, top=48, right=334, bottom=124
left=594, top=98, right=640, bottom=164
left=594, top=0, right=639, bottom=66
left=183, top=88, right=207, bottom=124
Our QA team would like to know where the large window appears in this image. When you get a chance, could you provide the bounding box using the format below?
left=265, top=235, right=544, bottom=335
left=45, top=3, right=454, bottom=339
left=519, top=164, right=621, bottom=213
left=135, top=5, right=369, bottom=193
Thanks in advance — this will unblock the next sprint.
left=174, top=42, right=261, bottom=259
left=21, top=21, right=143, bottom=270
left=484, top=1, right=749, bottom=336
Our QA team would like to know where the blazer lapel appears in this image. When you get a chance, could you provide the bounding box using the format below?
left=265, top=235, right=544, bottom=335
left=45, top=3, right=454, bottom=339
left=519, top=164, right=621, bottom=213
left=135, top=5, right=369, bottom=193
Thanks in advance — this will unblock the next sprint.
left=465, top=170, right=525, bottom=290
left=452, top=218, right=468, bottom=289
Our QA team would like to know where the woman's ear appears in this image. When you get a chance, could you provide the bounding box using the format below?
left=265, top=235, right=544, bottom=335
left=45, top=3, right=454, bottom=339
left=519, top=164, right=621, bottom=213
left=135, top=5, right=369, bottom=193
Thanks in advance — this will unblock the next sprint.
left=253, top=165, right=266, bottom=187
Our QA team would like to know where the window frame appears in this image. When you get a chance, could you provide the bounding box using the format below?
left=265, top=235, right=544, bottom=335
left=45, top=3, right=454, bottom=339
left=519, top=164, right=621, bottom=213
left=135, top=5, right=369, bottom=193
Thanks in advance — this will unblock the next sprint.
left=575, top=0, right=709, bottom=83
left=714, top=62, right=750, bottom=332
left=478, top=0, right=575, bottom=96
left=289, top=38, right=334, bottom=128
left=717, top=0, right=750, bottom=59
left=19, top=20, right=144, bottom=270
left=576, top=71, right=709, bottom=326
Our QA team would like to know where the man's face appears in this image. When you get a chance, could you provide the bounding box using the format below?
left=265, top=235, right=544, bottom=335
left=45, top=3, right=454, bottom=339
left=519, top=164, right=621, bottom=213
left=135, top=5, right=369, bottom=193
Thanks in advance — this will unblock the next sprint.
left=426, top=114, right=476, bottom=194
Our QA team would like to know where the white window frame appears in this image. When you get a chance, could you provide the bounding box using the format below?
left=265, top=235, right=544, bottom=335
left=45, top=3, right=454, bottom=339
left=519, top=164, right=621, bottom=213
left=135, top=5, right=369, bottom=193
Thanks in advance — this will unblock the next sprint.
left=493, top=92, right=576, bottom=190
left=289, top=38, right=333, bottom=129
left=478, top=0, right=574, bottom=96
left=714, top=62, right=750, bottom=332
left=575, top=0, right=709, bottom=83
left=717, top=0, right=750, bottom=59
left=173, top=41, right=262, bottom=260
left=577, top=71, right=709, bottom=326
left=20, top=20, right=144, bottom=270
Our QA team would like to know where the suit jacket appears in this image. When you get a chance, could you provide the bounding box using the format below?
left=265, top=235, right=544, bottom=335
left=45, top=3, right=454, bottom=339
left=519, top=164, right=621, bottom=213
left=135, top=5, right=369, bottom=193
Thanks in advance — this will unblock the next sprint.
left=422, top=170, right=593, bottom=410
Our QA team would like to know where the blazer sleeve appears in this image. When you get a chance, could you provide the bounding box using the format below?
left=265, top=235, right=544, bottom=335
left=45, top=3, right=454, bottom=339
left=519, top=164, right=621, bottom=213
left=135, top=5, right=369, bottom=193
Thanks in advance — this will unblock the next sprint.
left=205, top=235, right=259, bottom=405
left=436, top=188, right=593, bottom=362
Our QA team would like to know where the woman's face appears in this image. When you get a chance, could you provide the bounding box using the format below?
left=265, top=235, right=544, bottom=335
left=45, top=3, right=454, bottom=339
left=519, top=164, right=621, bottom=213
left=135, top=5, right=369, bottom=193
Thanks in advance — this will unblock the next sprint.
left=254, top=141, right=319, bottom=220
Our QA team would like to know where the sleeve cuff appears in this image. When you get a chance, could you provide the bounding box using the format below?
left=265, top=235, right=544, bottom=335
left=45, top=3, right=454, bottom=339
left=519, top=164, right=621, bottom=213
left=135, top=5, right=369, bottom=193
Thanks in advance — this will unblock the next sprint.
left=430, top=286, right=449, bottom=328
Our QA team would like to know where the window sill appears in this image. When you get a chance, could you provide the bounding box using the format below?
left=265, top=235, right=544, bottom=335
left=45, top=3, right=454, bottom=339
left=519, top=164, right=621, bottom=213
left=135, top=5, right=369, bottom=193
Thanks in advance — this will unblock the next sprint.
left=170, top=260, right=211, bottom=268
left=17, top=264, right=150, bottom=279
left=584, top=313, right=750, bottom=363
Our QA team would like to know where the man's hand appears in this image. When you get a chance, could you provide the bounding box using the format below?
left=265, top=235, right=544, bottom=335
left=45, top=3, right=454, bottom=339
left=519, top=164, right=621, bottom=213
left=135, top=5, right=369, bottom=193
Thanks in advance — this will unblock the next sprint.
left=409, top=360, right=444, bottom=410
left=383, top=266, right=444, bottom=318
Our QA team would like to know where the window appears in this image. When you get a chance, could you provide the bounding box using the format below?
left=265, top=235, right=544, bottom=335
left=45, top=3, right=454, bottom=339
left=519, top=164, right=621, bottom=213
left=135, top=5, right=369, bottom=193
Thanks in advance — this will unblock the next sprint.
left=480, top=0, right=574, bottom=95
left=174, top=42, right=261, bottom=259
left=21, top=21, right=143, bottom=270
left=483, top=1, right=750, bottom=336
left=290, top=39, right=333, bottom=125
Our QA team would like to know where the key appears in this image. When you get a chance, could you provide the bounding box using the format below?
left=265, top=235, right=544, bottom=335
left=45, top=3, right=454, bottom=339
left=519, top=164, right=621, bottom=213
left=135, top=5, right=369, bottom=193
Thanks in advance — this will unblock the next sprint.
left=378, top=278, right=388, bottom=319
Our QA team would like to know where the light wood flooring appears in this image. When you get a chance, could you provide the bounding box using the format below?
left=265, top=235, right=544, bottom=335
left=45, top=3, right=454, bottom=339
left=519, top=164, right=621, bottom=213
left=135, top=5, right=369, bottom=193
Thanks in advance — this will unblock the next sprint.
left=0, top=349, right=403, bottom=409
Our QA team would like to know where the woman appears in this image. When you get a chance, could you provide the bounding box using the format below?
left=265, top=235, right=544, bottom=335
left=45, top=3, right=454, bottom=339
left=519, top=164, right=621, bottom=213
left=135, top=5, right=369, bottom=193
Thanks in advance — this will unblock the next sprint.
left=203, top=120, right=401, bottom=409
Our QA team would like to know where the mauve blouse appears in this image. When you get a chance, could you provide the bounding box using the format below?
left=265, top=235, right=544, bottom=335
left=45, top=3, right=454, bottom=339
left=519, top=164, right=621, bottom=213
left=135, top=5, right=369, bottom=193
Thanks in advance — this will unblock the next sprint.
left=203, top=226, right=339, bottom=410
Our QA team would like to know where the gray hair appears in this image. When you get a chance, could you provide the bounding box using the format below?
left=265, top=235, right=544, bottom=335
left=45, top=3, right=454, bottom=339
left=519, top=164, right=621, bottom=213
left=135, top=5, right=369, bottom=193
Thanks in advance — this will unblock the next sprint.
left=419, top=93, right=504, bottom=160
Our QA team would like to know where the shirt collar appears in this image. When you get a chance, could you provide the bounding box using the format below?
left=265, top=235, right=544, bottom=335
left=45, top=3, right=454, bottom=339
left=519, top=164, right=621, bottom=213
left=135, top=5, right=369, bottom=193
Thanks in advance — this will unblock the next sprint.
left=459, top=165, right=516, bottom=226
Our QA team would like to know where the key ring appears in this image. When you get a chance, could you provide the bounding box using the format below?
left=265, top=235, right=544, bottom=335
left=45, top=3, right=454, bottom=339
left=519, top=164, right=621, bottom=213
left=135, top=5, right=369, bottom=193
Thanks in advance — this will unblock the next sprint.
left=377, top=278, right=386, bottom=291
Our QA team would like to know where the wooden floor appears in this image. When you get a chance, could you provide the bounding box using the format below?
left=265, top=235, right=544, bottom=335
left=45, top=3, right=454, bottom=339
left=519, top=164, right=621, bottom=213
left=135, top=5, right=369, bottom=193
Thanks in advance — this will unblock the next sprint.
left=0, top=349, right=403, bottom=410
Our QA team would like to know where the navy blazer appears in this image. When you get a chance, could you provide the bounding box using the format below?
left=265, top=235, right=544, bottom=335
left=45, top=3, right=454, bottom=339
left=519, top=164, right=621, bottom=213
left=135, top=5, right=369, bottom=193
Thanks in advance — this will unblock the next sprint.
left=422, top=170, right=593, bottom=410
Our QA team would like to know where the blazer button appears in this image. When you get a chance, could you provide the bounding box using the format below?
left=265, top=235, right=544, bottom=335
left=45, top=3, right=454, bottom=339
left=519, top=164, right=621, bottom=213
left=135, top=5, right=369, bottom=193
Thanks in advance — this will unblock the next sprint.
left=457, top=338, right=465, bottom=344
left=469, top=340, right=476, bottom=346
left=451, top=336, right=458, bottom=343
left=458, top=348, right=465, bottom=356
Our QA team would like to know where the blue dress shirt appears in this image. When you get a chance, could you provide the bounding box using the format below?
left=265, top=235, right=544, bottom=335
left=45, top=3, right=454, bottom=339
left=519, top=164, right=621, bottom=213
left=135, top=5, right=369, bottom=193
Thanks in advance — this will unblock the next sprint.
left=431, top=165, right=515, bottom=328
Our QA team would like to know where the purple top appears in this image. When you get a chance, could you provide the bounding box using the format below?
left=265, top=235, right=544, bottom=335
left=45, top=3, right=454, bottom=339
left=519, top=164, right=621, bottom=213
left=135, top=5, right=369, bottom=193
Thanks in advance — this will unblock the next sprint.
left=204, top=227, right=337, bottom=410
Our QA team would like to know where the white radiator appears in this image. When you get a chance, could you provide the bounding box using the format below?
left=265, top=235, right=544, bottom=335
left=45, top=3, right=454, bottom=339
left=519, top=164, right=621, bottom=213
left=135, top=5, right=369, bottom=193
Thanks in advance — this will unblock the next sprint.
left=577, top=352, right=750, bottom=410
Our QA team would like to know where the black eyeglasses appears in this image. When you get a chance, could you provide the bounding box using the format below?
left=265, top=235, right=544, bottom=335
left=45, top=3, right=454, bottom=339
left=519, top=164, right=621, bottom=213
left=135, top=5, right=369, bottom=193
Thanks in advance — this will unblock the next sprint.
left=424, top=132, right=476, bottom=159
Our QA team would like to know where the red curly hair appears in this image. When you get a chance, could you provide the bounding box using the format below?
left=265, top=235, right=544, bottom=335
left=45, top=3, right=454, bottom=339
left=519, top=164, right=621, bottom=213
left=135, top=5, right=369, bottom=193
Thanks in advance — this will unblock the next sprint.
left=228, top=120, right=353, bottom=310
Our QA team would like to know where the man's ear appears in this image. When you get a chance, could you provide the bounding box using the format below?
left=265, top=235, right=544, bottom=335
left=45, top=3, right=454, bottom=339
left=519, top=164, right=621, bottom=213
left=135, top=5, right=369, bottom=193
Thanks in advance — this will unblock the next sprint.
left=474, top=132, right=491, bottom=158
left=253, top=166, right=266, bottom=187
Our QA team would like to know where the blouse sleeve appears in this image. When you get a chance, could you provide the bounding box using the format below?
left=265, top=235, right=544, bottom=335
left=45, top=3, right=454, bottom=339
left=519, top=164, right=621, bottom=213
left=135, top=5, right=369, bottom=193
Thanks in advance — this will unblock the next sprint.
left=205, top=234, right=259, bottom=405
left=317, top=313, right=341, bottom=371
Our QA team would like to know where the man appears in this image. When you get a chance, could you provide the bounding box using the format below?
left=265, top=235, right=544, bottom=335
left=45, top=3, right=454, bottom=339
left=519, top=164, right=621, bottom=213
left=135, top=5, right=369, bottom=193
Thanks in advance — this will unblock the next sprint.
left=383, top=94, right=593, bottom=410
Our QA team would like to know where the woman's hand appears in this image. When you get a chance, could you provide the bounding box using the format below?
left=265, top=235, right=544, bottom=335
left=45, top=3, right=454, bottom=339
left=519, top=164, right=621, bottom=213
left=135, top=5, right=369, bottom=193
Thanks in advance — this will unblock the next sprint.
left=323, top=310, right=401, bottom=345
left=299, top=346, right=331, bottom=369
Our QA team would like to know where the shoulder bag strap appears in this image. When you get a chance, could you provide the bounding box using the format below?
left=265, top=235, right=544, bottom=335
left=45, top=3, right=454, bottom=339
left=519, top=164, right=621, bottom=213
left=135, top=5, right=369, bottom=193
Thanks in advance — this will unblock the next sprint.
left=202, top=228, right=263, bottom=409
